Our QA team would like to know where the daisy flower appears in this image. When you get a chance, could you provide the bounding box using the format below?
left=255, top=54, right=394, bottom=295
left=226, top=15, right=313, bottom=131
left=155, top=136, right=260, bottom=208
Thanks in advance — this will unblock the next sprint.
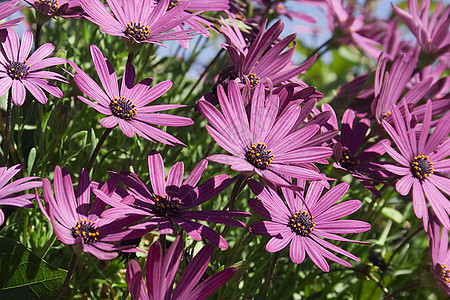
left=382, top=100, right=450, bottom=230
left=0, top=28, right=66, bottom=106
left=37, top=166, right=146, bottom=260
left=0, top=164, right=41, bottom=226
left=127, top=232, right=237, bottom=300
left=248, top=179, right=371, bottom=271
left=24, top=0, right=84, bottom=20
left=94, top=151, right=250, bottom=249
left=198, top=81, right=334, bottom=188
left=69, top=45, right=193, bottom=145
left=80, top=0, right=197, bottom=46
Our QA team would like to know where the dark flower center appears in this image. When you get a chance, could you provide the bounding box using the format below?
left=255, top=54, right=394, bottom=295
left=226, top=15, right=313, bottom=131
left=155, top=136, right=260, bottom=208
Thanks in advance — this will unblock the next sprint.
left=245, top=73, right=260, bottom=88
left=168, top=0, right=180, bottom=9
left=439, top=264, right=450, bottom=283
left=6, top=60, right=30, bottom=80
left=410, top=155, right=434, bottom=181
left=35, top=0, right=59, bottom=13
left=381, top=112, right=391, bottom=120
left=109, top=96, right=137, bottom=120
left=72, top=219, right=99, bottom=244
left=339, top=148, right=359, bottom=172
left=124, top=22, right=150, bottom=42
left=152, top=196, right=181, bottom=218
left=245, top=142, right=274, bottom=170
left=288, top=210, right=315, bottom=236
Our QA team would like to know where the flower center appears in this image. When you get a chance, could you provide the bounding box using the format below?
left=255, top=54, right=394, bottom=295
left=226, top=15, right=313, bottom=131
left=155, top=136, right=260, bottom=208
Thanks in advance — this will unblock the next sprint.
left=245, top=73, right=260, bottom=88
left=168, top=0, right=180, bottom=9
left=6, top=60, right=30, bottom=80
left=71, top=219, right=99, bottom=244
left=288, top=210, right=315, bottom=236
left=124, top=22, right=150, bottom=42
left=152, top=196, right=181, bottom=218
left=381, top=112, right=391, bottom=120
left=440, top=264, right=450, bottom=283
left=410, top=155, right=434, bottom=181
left=35, top=0, right=59, bottom=13
left=109, top=96, right=137, bottom=120
left=245, top=142, right=274, bottom=170
left=339, top=148, right=359, bottom=171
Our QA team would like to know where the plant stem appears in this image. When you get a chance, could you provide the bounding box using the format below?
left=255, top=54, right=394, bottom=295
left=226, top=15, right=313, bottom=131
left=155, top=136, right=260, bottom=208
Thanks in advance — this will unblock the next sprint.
left=55, top=251, right=78, bottom=299
left=86, top=127, right=113, bottom=173
left=383, top=282, right=421, bottom=299
left=261, top=251, right=280, bottom=300
left=3, top=91, right=13, bottom=165
left=35, top=24, right=42, bottom=50
left=182, top=48, right=224, bottom=108
left=307, top=36, right=334, bottom=61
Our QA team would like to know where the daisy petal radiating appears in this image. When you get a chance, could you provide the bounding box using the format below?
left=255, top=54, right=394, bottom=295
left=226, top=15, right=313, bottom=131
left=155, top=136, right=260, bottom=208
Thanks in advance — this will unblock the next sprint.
left=383, top=101, right=450, bottom=230
left=198, top=81, right=334, bottom=189
left=0, top=164, right=41, bottom=226
left=126, top=231, right=237, bottom=300
left=248, top=179, right=370, bottom=269
left=0, top=29, right=66, bottom=106
left=93, top=151, right=250, bottom=249
left=38, top=166, right=145, bottom=260
left=70, top=45, right=193, bottom=145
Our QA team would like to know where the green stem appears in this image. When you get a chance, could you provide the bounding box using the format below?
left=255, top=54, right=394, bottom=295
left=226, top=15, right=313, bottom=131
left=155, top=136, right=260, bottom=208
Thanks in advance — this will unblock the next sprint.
left=307, top=36, right=334, bottom=61
left=3, top=91, right=13, bottom=165
left=261, top=251, right=280, bottom=300
left=35, top=24, right=42, bottom=50
left=386, top=226, right=423, bottom=269
left=38, top=232, right=57, bottom=259
left=55, top=252, right=78, bottom=299
left=383, top=282, right=421, bottom=299
left=86, top=127, right=113, bottom=173
left=182, top=48, right=225, bottom=108
left=325, top=267, right=388, bottom=295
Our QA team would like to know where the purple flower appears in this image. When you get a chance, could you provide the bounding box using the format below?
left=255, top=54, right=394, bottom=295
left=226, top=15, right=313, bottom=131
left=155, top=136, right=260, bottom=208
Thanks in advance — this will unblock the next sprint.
left=392, top=0, right=450, bottom=59
left=80, top=0, right=197, bottom=46
left=248, top=179, right=370, bottom=271
left=198, top=81, right=335, bottom=188
left=220, top=18, right=317, bottom=87
left=324, top=0, right=382, bottom=58
left=69, top=45, right=193, bottom=146
left=0, top=28, right=66, bottom=106
left=0, top=164, right=41, bottom=226
left=0, top=1, right=25, bottom=30
left=95, top=151, right=250, bottom=249
left=127, top=232, right=237, bottom=300
left=330, top=108, right=390, bottom=197
left=428, top=216, right=450, bottom=295
left=37, top=166, right=146, bottom=260
left=24, top=0, right=84, bottom=21
left=382, top=100, right=450, bottom=230
left=372, top=52, right=432, bottom=123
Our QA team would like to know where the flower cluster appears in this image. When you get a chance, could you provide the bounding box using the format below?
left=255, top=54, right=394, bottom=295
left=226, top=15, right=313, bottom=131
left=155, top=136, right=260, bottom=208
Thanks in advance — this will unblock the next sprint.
left=1, top=0, right=449, bottom=298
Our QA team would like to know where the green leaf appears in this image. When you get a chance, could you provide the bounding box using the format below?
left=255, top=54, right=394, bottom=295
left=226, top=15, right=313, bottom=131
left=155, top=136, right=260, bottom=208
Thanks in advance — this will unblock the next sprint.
left=381, top=207, right=404, bottom=224
left=27, top=147, right=36, bottom=175
left=0, top=236, right=67, bottom=299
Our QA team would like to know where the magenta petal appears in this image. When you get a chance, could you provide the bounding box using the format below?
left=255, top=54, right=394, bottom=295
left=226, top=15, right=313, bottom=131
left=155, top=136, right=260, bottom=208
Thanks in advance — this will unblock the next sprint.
left=266, top=229, right=293, bottom=252
left=289, top=236, right=306, bottom=264
left=187, top=267, right=237, bottom=300
left=126, top=260, right=149, bottom=300
left=11, top=80, right=26, bottom=106
left=396, top=175, right=414, bottom=196
left=148, top=151, right=166, bottom=196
